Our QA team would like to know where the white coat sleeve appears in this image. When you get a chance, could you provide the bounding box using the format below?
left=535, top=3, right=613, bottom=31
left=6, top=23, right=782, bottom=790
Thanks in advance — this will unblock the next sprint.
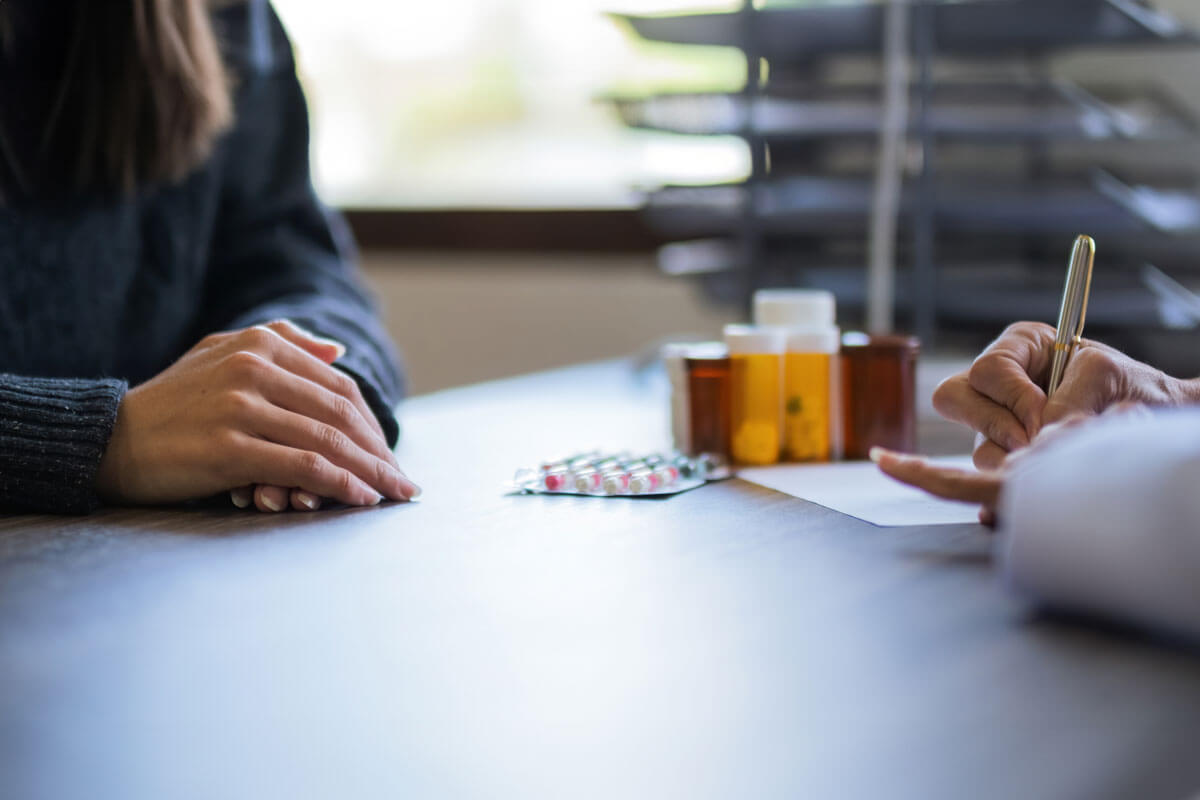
left=999, top=409, right=1200, bottom=640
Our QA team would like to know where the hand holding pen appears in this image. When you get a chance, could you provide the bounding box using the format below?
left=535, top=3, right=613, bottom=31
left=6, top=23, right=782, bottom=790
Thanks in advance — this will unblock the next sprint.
left=873, top=235, right=1100, bottom=523
left=875, top=235, right=1200, bottom=524
left=932, top=238, right=1198, bottom=470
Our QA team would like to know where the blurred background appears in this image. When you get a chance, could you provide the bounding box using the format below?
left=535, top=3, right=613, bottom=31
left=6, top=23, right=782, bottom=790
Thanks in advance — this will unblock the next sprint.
left=275, top=0, right=1200, bottom=395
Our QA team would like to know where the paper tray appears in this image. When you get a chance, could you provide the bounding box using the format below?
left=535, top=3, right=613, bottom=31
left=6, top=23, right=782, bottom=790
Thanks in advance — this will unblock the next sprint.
left=643, top=173, right=1200, bottom=237
left=610, top=84, right=1196, bottom=143
left=614, top=0, right=1197, bottom=61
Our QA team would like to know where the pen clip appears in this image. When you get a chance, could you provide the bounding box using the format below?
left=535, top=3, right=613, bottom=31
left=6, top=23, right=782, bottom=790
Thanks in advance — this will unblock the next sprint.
left=1070, top=235, right=1096, bottom=342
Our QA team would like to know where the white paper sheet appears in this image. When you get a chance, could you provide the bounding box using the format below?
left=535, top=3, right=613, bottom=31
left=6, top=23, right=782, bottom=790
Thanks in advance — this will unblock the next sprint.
left=738, top=456, right=982, bottom=527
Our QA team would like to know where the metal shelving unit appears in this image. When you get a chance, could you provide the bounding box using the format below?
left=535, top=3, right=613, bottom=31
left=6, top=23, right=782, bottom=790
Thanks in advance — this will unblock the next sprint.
left=615, top=0, right=1198, bottom=60
left=612, top=0, right=1200, bottom=351
left=611, top=82, right=1199, bottom=143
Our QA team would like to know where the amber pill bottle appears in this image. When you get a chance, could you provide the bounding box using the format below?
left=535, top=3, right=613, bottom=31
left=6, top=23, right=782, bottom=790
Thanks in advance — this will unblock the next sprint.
left=665, top=342, right=732, bottom=459
left=724, top=325, right=785, bottom=466
left=685, top=344, right=732, bottom=459
left=840, top=333, right=920, bottom=460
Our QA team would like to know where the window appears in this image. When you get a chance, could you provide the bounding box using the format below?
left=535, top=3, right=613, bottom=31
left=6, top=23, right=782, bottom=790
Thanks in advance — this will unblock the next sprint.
left=275, top=0, right=749, bottom=208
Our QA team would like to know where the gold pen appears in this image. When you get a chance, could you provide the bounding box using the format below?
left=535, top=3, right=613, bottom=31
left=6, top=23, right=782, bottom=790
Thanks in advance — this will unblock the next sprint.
left=1047, top=235, right=1096, bottom=397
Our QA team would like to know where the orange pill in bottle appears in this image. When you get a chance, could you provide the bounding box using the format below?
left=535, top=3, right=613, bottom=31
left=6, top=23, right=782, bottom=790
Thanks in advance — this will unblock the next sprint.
left=782, top=330, right=839, bottom=462
left=754, top=290, right=840, bottom=463
left=724, top=325, right=785, bottom=466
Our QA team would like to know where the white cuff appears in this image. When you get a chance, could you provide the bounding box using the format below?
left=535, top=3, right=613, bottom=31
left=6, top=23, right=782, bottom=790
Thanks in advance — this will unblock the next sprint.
left=999, top=410, right=1200, bottom=641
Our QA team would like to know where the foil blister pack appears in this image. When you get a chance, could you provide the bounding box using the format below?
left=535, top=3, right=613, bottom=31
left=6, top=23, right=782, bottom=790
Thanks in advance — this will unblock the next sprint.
left=511, top=451, right=729, bottom=498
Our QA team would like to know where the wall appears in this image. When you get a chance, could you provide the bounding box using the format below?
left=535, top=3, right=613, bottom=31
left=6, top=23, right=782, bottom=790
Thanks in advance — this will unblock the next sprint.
left=361, top=252, right=739, bottom=395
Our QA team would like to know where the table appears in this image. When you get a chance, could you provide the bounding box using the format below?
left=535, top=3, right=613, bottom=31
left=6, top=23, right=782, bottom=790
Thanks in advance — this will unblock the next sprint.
left=2, top=361, right=1199, bottom=800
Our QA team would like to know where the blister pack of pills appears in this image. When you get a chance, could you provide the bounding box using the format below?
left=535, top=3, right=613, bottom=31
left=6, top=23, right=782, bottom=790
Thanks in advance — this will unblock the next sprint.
left=512, top=451, right=729, bottom=497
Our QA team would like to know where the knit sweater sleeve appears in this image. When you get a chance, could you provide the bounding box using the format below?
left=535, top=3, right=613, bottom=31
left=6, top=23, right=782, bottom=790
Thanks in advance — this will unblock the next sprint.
left=0, top=374, right=126, bottom=514
left=198, top=1, right=404, bottom=447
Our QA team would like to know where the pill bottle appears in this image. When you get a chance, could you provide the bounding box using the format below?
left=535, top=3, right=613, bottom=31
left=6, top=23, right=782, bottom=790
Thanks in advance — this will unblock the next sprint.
left=663, top=343, right=693, bottom=454
left=664, top=342, right=732, bottom=459
left=840, top=332, right=920, bottom=460
left=724, top=325, right=785, bottom=466
left=684, top=343, right=732, bottom=460
left=754, top=290, right=840, bottom=462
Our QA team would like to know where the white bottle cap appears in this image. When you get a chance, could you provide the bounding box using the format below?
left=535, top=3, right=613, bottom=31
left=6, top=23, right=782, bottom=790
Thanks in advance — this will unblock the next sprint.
left=753, top=289, right=836, bottom=329
left=681, top=342, right=729, bottom=361
left=784, top=327, right=841, bottom=354
left=660, top=342, right=694, bottom=362
left=723, top=324, right=785, bottom=355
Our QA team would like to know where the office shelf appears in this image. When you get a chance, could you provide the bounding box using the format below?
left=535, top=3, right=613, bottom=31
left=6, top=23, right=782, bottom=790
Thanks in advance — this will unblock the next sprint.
left=800, top=263, right=1197, bottom=329
left=663, top=247, right=1193, bottom=329
left=614, top=0, right=1197, bottom=62
left=645, top=172, right=1200, bottom=237
left=611, top=0, right=1200, bottom=347
left=611, top=82, right=1197, bottom=143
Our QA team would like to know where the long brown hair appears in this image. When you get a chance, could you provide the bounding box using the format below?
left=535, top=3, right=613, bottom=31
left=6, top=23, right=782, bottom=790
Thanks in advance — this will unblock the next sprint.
left=5, top=0, right=234, bottom=196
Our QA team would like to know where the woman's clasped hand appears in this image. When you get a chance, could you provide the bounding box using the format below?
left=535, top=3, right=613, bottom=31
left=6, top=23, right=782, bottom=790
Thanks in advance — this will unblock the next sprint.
left=95, top=320, right=420, bottom=513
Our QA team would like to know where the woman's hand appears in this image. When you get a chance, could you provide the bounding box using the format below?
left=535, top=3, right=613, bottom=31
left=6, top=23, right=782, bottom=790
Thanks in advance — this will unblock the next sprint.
left=95, top=320, right=419, bottom=508
left=932, top=322, right=1196, bottom=470
left=225, top=322, right=408, bottom=513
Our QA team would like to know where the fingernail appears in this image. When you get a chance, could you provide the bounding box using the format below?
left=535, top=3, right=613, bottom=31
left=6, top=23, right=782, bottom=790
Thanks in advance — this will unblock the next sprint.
left=387, top=466, right=416, bottom=500
left=310, top=333, right=347, bottom=358
left=406, top=482, right=423, bottom=500
left=230, top=488, right=252, bottom=508
left=868, top=447, right=887, bottom=463
left=296, top=491, right=320, bottom=510
left=262, top=494, right=285, bottom=512
left=289, top=321, right=347, bottom=358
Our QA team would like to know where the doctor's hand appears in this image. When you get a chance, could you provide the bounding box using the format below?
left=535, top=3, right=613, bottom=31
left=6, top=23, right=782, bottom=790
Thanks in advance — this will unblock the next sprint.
left=932, top=321, right=1196, bottom=470
left=94, top=320, right=419, bottom=509
left=872, top=406, right=1151, bottom=526
left=872, top=448, right=1003, bottom=525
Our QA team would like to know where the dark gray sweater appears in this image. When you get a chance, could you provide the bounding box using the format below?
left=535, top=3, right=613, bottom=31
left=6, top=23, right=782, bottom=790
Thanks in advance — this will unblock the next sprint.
left=0, top=1, right=404, bottom=513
